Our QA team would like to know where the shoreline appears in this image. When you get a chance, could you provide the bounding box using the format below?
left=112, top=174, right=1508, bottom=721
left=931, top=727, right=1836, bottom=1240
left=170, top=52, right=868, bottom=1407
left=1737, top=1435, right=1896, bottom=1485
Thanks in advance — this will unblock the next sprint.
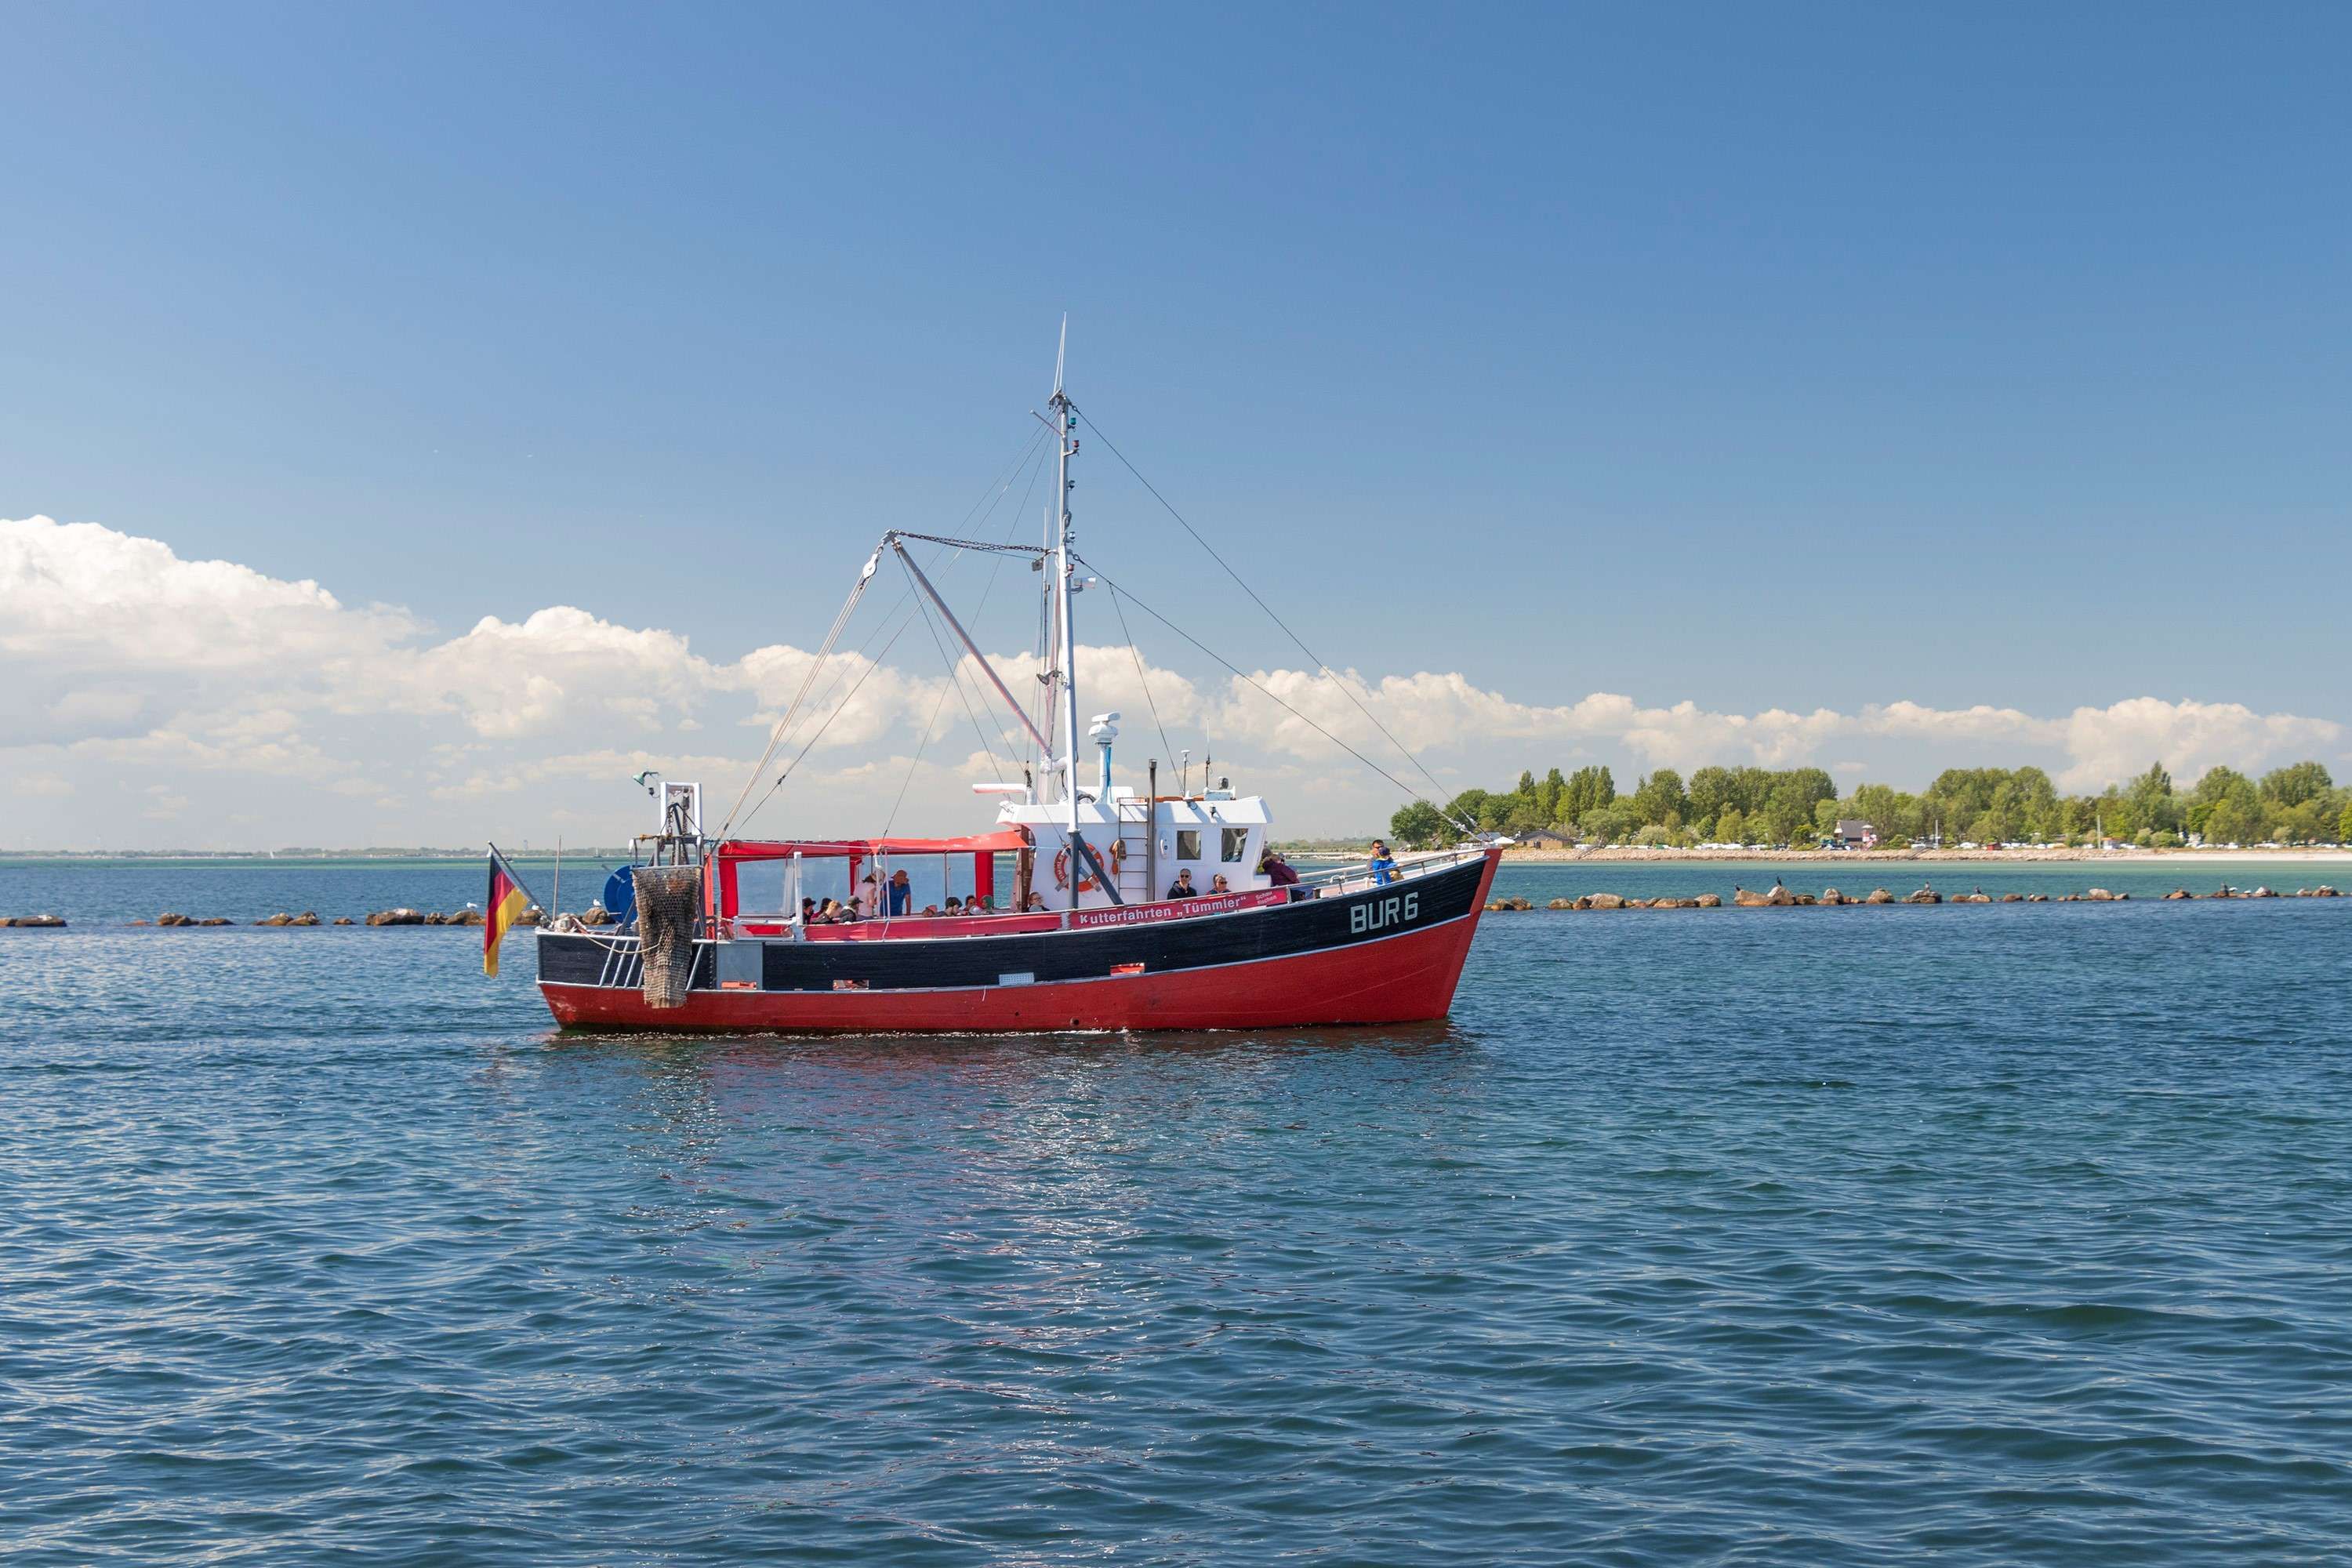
left=1494, top=845, right=2352, bottom=864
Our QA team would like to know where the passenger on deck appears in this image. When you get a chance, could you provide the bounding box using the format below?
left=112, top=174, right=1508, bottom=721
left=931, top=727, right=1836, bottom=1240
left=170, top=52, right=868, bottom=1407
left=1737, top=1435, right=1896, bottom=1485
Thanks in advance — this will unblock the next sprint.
left=856, top=873, right=880, bottom=920
left=800, top=897, right=818, bottom=924
left=1025, top=892, right=1048, bottom=912
left=1210, top=873, right=1231, bottom=894
left=887, top=869, right=912, bottom=916
left=971, top=895, right=996, bottom=914
left=1368, top=839, right=1397, bottom=887
left=1167, top=869, right=1198, bottom=899
left=1260, top=849, right=1301, bottom=887
left=920, top=903, right=941, bottom=917
left=943, top=897, right=964, bottom=916
left=815, top=898, right=843, bottom=924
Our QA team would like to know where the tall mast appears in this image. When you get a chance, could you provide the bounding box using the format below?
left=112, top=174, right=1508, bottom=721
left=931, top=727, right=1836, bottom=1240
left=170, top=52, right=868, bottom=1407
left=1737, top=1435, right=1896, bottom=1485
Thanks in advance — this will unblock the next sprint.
left=1050, top=322, right=1082, bottom=830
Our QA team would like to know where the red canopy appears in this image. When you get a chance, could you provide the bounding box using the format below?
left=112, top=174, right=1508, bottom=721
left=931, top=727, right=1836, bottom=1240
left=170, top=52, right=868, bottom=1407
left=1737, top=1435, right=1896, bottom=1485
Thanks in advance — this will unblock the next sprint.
left=715, top=831, right=1027, bottom=861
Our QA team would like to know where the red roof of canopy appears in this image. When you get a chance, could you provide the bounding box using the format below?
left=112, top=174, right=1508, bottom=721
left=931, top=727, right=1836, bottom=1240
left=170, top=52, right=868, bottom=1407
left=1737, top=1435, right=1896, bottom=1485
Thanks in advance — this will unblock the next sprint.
left=715, top=832, right=1027, bottom=860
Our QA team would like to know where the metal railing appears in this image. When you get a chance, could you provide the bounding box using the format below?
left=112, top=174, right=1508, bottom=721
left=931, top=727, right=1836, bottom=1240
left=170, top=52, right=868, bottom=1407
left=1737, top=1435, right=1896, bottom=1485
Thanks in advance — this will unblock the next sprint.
left=1291, top=844, right=1491, bottom=899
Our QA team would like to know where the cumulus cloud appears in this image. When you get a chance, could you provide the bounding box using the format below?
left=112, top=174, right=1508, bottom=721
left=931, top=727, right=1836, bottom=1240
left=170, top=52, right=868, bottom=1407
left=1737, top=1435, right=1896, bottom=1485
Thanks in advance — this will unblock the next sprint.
left=2, top=514, right=2343, bottom=848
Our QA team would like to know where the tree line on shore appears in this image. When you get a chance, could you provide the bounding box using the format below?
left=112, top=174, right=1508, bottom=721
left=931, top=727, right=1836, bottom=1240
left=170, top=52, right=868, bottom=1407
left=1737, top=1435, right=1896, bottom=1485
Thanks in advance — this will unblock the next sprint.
left=1388, top=760, right=2351, bottom=850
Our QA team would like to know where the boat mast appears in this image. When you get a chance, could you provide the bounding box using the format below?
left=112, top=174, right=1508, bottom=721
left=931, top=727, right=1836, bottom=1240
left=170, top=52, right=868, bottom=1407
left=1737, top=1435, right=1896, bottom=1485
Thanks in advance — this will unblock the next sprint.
left=1051, top=323, right=1082, bottom=831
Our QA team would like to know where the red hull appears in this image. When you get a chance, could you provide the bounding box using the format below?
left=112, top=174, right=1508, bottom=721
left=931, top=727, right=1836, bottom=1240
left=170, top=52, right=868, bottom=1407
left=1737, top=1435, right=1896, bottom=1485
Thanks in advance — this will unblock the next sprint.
left=541, top=855, right=1497, bottom=1033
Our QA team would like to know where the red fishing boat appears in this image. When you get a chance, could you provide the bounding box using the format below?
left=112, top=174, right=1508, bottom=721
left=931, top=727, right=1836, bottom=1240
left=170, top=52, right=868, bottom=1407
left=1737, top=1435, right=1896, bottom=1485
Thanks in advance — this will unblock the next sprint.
left=526, top=347, right=1497, bottom=1032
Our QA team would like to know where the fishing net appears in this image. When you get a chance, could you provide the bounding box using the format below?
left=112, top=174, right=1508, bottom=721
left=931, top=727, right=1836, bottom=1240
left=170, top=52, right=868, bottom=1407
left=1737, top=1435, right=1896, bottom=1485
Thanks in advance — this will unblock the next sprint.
left=632, top=865, right=703, bottom=1009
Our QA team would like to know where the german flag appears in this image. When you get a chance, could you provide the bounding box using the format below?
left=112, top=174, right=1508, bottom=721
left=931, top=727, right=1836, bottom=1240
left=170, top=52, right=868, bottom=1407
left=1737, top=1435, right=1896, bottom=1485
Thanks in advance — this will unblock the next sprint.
left=484, top=844, right=536, bottom=977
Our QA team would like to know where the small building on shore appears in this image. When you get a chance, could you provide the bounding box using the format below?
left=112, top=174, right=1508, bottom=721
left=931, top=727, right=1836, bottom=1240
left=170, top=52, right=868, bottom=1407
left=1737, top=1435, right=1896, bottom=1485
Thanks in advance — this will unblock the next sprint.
left=1833, top=818, right=1878, bottom=848
left=1508, top=827, right=1577, bottom=850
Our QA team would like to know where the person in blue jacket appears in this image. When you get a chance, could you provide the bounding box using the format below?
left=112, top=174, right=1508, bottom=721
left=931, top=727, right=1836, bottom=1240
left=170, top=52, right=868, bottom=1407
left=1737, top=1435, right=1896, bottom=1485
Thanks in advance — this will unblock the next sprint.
left=1368, top=839, right=1397, bottom=887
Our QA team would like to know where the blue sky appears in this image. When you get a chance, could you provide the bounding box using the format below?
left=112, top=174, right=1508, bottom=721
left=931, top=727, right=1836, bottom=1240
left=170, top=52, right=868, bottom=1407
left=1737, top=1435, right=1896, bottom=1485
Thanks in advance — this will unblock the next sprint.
left=5, top=5, right=2349, bottom=845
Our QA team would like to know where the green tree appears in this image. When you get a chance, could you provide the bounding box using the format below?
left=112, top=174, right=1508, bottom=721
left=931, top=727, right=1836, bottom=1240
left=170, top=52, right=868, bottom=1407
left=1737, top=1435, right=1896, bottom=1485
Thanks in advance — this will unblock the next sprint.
left=1562, top=764, right=1615, bottom=822
left=2260, top=760, right=2333, bottom=809
left=1389, top=800, right=1449, bottom=849
left=2125, top=762, right=2179, bottom=833
left=1502, top=800, right=1552, bottom=836
left=1631, top=768, right=1687, bottom=827
left=2340, top=800, right=2352, bottom=844
left=1686, top=766, right=1737, bottom=825
left=1535, top=767, right=1566, bottom=823
left=1715, top=805, right=1749, bottom=845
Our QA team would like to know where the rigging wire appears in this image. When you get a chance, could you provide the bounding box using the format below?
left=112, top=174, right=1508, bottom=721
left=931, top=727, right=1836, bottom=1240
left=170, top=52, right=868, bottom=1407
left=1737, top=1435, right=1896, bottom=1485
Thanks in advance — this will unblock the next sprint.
left=1102, top=579, right=1179, bottom=783
left=731, top=423, right=1049, bottom=833
left=880, top=631, right=960, bottom=840
left=735, top=606, right=923, bottom=829
left=1078, top=556, right=1457, bottom=819
left=911, top=579, right=1009, bottom=784
left=1073, top=405, right=1468, bottom=822
left=713, top=562, right=874, bottom=840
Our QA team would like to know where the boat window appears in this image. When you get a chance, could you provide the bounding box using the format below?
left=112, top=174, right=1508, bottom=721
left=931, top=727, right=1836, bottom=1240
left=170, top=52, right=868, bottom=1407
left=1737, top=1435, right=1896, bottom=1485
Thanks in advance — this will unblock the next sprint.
left=797, top=858, right=850, bottom=910
left=734, top=858, right=789, bottom=916
left=1221, top=828, right=1250, bottom=862
left=1175, top=829, right=1202, bottom=861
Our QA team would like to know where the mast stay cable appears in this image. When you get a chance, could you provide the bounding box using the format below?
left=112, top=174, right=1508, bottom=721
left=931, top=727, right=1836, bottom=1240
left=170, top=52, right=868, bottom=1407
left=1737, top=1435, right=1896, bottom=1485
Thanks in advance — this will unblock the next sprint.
left=728, top=423, right=1048, bottom=835
left=1102, top=579, right=1179, bottom=788
left=1078, top=557, right=1449, bottom=817
left=1074, top=406, right=1472, bottom=829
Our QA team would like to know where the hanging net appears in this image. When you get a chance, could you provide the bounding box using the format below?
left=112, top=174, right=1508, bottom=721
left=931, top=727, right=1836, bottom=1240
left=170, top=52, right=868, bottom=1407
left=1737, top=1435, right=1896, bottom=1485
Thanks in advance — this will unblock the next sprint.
left=631, top=865, right=703, bottom=1009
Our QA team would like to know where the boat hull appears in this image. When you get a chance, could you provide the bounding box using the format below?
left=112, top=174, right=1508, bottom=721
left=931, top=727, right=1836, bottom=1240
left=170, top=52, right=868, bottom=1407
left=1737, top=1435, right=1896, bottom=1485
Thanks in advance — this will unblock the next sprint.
left=536, top=849, right=1499, bottom=1033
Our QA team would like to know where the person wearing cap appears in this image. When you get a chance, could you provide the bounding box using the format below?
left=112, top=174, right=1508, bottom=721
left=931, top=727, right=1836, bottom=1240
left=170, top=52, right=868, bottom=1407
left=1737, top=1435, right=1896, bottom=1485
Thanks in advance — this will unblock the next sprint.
left=1368, top=839, right=1397, bottom=887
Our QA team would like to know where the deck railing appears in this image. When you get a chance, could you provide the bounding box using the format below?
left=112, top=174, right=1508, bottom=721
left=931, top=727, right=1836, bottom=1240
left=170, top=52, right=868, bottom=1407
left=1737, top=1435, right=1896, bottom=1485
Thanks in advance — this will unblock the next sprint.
left=1291, top=844, right=1492, bottom=898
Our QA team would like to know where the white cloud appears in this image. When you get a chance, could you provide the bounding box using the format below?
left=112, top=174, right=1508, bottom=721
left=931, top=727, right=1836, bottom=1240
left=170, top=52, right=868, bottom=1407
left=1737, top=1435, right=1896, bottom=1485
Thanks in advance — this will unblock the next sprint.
left=2, top=514, right=2343, bottom=847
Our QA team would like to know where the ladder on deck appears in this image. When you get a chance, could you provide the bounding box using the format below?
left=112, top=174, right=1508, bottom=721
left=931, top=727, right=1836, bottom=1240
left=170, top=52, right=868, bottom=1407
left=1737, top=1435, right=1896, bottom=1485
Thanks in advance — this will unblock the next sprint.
left=1113, top=800, right=1154, bottom=902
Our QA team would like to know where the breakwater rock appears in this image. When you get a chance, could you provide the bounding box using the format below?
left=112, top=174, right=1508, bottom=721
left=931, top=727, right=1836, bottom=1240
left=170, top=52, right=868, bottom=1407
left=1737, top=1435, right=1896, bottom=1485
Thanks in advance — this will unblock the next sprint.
left=0, top=914, right=67, bottom=927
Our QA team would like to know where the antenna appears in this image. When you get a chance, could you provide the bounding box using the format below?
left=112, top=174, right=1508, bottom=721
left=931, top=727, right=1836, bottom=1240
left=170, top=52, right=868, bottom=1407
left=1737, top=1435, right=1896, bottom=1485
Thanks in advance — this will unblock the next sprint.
left=1053, top=313, right=1067, bottom=396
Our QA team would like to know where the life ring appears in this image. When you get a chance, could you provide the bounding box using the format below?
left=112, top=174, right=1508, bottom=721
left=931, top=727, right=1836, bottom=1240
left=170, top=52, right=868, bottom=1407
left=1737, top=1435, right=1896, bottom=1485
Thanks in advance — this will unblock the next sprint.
left=1052, top=844, right=1098, bottom=894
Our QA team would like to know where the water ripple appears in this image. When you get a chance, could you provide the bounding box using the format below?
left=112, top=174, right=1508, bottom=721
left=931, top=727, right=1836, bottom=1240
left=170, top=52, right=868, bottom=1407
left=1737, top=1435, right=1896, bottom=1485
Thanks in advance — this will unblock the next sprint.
left=2, top=866, right=2350, bottom=1562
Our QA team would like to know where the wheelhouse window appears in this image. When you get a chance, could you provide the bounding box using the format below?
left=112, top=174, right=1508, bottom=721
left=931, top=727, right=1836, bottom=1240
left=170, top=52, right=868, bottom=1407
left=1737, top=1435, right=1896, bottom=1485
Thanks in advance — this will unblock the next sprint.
left=1175, top=829, right=1202, bottom=861
left=1221, top=828, right=1250, bottom=862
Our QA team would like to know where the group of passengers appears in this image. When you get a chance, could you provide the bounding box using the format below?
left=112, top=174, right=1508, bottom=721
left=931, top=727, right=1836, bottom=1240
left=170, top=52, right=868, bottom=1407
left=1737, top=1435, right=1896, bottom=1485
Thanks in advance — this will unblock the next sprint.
left=799, top=866, right=1051, bottom=924
left=1164, top=848, right=1308, bottom=900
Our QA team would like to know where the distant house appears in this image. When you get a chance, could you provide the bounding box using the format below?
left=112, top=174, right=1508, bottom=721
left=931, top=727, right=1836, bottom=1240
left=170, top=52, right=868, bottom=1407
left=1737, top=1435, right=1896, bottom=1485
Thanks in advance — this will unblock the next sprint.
left=1510, top=826, right=1577, bottom=849
left=1833, top=818, right=1878, bottom=848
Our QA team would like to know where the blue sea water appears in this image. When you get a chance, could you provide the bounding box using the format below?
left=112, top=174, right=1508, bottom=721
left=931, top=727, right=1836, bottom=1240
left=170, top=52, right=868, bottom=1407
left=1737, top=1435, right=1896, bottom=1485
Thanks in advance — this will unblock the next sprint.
left=3, top=859, right=2350, bottom=1564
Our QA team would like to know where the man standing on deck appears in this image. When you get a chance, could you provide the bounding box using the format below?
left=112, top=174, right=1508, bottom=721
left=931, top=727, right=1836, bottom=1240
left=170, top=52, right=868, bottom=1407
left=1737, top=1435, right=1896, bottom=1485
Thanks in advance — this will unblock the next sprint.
left=887, top=868, right=912, bottom=916
left=1368, top=840, right=1397, bottom=887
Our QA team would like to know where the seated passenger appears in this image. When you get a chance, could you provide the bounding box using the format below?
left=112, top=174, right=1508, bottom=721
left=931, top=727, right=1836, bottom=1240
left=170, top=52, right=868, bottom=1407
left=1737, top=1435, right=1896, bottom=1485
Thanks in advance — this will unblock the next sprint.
left=971, top=895, right=996, bottom=914
left=1167, top=869, right=1198, bottom=899
left=920, top=903, right=941, bottom=916
left=1210, top=873, right=1231, bottom=893
left=800, top=897, right=818, bottom=924
left=943, top=896, right=965, bottom=916
left=1260, top=849, right=1301, bottom=887
left=1024, top=893, right=1048, bottom=912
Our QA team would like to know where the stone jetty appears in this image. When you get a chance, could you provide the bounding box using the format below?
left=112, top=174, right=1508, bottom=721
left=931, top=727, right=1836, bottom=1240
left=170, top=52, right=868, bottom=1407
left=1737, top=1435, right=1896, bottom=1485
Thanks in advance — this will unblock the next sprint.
left=1472, top=881, right=2352, bottom=914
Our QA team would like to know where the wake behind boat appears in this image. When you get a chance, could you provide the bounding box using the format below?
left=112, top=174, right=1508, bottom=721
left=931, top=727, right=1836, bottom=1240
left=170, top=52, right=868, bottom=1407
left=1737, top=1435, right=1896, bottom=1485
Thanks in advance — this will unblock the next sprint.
left=503, top=343, right=1498, bottom=1032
